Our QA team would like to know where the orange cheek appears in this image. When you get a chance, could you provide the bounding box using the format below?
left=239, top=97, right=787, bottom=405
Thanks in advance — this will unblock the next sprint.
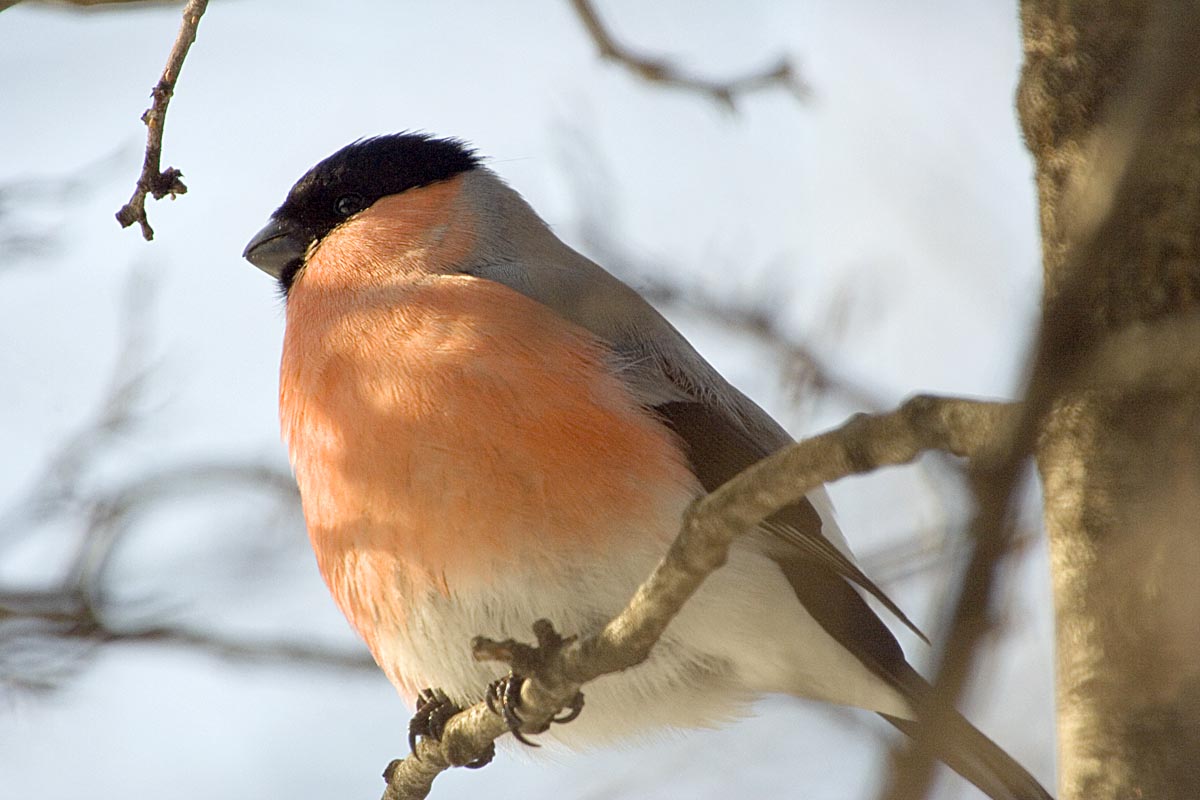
left=301, top=175, right=478, bottom=289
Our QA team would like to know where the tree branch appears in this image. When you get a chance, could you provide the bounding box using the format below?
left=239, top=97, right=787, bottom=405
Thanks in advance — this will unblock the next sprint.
left=568, top=0, right=808, bottom=111
left=114, top=0, right=207, bottom=240
left=380, top=394, right=1018, bottom=800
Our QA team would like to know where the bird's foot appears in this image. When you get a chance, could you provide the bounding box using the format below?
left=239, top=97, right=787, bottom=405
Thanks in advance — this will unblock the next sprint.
left=408, top=687, right=495, bottom=769
left=473, top=620, right=586, bottom=746
left=485, top=673, right=585, bottom=747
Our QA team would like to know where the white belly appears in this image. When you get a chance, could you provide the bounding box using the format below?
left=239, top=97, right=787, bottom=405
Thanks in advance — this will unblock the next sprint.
left=375, top=531, right=912, bottom=748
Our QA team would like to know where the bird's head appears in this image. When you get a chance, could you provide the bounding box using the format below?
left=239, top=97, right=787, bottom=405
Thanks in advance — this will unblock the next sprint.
left=243, top=133, right=481, bottom=293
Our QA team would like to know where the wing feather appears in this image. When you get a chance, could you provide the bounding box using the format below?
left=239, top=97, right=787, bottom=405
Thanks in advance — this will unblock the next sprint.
left=654, top=400, right=927, bottom=644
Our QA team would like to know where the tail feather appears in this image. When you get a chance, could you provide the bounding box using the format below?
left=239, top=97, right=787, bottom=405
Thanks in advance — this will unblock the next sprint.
left=768, top=550, right=1051, bottom=798
left=881, top=711, right=1053, bottom=800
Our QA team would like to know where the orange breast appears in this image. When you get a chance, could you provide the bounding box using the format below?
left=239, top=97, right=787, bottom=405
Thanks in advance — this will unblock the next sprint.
left=280, top=264, right=700, bottom=654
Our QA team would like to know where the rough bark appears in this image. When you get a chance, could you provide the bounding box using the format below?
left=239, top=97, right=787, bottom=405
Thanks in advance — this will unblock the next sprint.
left=1017, top=3, right=1200, bottom=798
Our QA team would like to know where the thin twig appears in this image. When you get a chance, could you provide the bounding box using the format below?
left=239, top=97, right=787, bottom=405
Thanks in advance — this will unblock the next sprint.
left=380, top=394, right=1018, bottom=800
left=568, top=0, right=808, bottom=111
left=114, top=0, right=208, bottom=240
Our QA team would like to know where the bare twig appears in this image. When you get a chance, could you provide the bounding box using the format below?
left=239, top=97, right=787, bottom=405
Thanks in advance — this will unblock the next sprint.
left=114, top=0, right=208, bottom=240
left=380, top=394, right=1018, bottom=800
left=568, top=0, right=808, bottom=111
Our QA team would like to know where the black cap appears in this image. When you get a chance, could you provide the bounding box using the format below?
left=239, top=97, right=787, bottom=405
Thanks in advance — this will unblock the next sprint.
left=244, top=133, right=480, bottom=293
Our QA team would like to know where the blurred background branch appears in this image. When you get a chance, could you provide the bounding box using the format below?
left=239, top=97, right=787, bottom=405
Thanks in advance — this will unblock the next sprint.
left=569, top=0, right=809, bottom=109
left=0, top=267, right=371, bottom=699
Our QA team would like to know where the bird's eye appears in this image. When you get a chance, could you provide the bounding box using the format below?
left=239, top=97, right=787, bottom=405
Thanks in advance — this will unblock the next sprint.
left=335, top=193, right=365, bottom=217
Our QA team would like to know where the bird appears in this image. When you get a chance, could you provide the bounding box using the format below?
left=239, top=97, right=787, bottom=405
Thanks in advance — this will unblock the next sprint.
left=243, top=132, right=1052, bottom=799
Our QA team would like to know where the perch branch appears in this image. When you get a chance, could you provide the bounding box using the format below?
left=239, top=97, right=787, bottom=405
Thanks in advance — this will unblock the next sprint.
left=381, top=394, right=1018, bottom=800
left=114, top=0, right=208, bottom=240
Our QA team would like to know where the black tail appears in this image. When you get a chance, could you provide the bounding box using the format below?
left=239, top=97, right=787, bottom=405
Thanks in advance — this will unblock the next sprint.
left=881, top=709, right=1053, bottom=800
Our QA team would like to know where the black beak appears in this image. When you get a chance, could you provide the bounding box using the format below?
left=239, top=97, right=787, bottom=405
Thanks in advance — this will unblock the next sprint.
left=243, top=217, right=310, bottom=279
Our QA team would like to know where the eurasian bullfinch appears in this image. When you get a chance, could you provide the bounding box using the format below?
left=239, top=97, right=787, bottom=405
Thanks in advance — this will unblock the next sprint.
left=243, top=133, right=1051, bottom=799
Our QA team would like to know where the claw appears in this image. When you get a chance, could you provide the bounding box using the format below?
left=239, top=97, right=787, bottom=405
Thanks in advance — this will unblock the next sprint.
left=553, top=691, right=585, bottom=724
left=485, top=674, right=585, bottom=746
left=407, top=687, right=495, bottom=768
left=487, top=674, right=539, bottom=747
left=408, top=688, right=438, bottom=756
left=510, top=729, right=540, bottom=747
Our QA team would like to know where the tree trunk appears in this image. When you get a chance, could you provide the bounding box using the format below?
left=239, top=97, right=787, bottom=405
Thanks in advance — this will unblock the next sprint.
left=1018, top=3, right=1200, bottom=798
